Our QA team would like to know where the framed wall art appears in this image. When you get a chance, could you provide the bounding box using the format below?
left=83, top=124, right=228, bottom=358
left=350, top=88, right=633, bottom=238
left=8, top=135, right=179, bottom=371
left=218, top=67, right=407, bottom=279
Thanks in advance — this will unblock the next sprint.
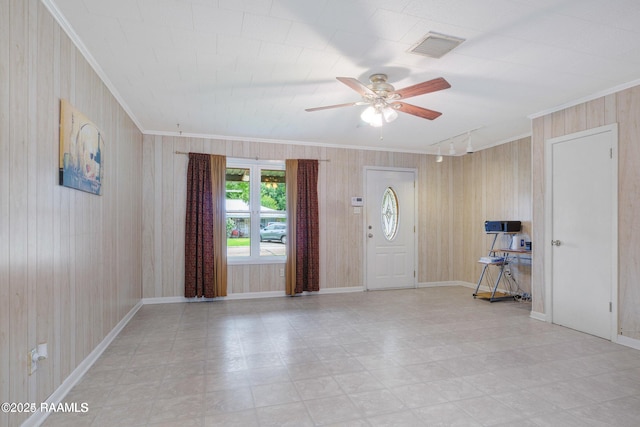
left=59, top=99, right=104, bottom=195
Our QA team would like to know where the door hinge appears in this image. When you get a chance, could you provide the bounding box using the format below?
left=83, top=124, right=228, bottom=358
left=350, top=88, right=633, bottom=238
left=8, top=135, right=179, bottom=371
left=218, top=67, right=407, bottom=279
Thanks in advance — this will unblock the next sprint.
left=610, top=148, right=613, bottom=159
left=609, top=302, right=612, bottom=312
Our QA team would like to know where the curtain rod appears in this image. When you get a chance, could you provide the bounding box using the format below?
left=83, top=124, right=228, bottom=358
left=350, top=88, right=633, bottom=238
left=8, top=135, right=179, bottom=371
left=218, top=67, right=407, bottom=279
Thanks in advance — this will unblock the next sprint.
left=174, top=151, right=330, bottom=162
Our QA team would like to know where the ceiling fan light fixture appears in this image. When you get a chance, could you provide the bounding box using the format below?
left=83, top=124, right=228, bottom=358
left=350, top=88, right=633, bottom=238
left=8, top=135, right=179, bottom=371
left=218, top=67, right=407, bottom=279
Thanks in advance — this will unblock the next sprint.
left=360, top=106, right=376, bottom=124
left=369, top=113, right=384, bottom=127
left=361, top=105, right=392, bottom=127
left=382, top=106, right=398, bottom=123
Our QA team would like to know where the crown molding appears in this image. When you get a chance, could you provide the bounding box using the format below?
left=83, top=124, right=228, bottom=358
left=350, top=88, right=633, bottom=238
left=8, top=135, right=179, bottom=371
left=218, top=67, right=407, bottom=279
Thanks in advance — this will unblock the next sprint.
left=529, top=78, right=640, bottom=119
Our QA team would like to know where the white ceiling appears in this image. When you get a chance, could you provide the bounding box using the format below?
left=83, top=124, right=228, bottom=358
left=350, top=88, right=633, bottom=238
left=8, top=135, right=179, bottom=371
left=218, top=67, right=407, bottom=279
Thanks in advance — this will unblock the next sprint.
left=46, top=0, right=640, bottom=154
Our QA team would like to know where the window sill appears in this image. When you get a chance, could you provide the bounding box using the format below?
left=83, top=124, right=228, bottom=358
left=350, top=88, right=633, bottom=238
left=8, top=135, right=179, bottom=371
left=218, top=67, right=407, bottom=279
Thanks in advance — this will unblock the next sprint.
left=227, top=257, right=286, bottom=266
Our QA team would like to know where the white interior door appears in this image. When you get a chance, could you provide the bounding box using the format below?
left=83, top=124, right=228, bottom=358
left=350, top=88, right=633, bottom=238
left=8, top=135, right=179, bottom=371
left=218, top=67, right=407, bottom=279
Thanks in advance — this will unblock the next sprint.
left=365, top=168, right=416, bottom=290
left=549, top=125, right=617, bottom=340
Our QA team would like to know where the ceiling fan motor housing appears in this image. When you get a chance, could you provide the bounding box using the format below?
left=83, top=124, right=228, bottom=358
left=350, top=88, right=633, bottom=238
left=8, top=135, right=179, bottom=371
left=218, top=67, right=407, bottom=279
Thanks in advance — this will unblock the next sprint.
left=367, top=74, right=396, bottom=99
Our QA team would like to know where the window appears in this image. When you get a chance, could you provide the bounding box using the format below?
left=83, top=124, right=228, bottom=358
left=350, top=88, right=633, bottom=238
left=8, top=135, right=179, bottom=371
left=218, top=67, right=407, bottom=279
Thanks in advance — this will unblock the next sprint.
left=381, top=187, right=399, bottom=241
left=226, top=159, right=286, bottom=262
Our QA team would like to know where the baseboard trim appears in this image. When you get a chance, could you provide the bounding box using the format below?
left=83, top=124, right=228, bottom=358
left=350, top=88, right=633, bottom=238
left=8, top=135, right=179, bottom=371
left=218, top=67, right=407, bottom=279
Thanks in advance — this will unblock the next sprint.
left=616, top=334, right=640, bottom=351
left=458, top=281, right=483, bottom=290
left=142, top=296, right=197, bottom=304
left=143, top=287, right=366, bottom=305
left=530, top=311, right=547, bottom=322
left=316, top=286, right=364, bottom=294
left=142, top=292, right=285, bottom=304
left=227, top=291, right=285, bottom=300
left=24, top=300, right=143, bottom=427
left=457, top=280, right=494, bottom=293
left=417, top=281, right=465, bottom=288
left=145, top=283, right=511, bottom=303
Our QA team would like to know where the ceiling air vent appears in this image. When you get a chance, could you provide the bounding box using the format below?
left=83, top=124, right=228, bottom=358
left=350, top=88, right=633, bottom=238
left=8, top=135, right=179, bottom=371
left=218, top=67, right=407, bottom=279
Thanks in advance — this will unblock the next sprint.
left=408, top=32, right=465, bottom=58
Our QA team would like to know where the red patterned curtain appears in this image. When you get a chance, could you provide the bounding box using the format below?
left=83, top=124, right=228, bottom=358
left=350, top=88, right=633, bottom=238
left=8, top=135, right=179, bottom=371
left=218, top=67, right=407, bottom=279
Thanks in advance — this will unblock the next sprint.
left=285, top=159, right=319, bottom=295
left=184, top=153, right=227, bottom=298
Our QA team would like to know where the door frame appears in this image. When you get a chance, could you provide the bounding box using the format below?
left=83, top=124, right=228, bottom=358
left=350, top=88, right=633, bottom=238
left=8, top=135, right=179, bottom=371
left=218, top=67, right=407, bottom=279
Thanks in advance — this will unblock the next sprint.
left=544, top=123, right=618, bottom=341
left=363, top=166, right=418, bottom=291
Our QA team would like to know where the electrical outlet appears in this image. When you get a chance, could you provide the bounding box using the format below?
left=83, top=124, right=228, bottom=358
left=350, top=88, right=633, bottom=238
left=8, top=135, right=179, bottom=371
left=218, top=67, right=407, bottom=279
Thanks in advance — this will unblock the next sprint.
left=279, top=268, right=284, bottom=277
left=28, top=349, right=38, bottom=376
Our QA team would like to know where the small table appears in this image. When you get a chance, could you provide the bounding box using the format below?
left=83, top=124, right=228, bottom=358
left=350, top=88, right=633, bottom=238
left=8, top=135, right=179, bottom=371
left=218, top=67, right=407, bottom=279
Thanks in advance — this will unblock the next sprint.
left=473, top=248, right=532, bottom=302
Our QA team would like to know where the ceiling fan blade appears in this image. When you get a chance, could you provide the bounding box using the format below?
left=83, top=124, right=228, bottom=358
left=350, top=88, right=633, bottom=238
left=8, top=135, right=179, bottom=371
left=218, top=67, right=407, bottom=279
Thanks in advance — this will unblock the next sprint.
left=392, top=77, right=451, bottom=99
left=392, top=102, right=442, bottom=120
left=305, top=102, right=359, bottom=112
left=336, top=77, right=376, bottom=97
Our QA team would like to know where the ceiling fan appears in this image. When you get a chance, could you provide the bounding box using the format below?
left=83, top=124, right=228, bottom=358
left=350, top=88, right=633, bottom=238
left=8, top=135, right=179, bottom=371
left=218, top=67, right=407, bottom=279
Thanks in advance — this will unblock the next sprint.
left=305, top=74, right=451, bottom=127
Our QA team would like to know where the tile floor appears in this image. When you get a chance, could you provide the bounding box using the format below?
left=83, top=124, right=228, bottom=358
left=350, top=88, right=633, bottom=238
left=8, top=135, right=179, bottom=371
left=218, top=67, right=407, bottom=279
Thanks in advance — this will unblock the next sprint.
left=44, top=286, right=640, bottom=426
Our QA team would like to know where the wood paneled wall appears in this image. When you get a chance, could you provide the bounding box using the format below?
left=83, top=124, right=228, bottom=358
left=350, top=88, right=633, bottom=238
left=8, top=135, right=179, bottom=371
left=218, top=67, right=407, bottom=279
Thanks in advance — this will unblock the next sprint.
left=142, top=136, right=445, bottom=296
left=532, top=85, right=640, bottom=340
left=142, top=135, right=531, bottom=298
left=0, top=1, right=143, bottom=425
left=453, top=138, right=532, bottom=290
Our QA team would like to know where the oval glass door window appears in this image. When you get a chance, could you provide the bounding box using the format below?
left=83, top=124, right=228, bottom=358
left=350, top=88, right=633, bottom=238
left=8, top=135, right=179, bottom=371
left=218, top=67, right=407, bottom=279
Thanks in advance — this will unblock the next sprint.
left=381, top=187, right=399, bottom=241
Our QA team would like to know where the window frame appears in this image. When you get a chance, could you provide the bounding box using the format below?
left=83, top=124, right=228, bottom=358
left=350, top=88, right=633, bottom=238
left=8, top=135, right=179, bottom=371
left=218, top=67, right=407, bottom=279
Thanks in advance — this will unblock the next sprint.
left=226, top=158, right=286, bottom=265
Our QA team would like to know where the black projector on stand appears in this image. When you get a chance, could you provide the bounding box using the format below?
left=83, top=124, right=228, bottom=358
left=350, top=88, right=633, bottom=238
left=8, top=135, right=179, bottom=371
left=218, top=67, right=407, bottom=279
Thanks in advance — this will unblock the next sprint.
left=484, top=221, right=521, bottom=233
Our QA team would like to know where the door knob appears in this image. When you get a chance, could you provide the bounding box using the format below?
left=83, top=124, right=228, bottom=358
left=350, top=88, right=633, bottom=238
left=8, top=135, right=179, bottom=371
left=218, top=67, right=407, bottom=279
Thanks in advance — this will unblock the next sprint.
left=368, top=233, right=373, bottom=238
left=551, top=240, right=562, bottom=246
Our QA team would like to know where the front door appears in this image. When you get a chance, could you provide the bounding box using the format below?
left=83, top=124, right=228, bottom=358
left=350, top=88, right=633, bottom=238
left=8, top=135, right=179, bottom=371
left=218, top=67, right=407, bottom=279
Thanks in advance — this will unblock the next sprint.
left=548, top=124, right=617, bottom=340
left=365, top=168, right=416, bottom=290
